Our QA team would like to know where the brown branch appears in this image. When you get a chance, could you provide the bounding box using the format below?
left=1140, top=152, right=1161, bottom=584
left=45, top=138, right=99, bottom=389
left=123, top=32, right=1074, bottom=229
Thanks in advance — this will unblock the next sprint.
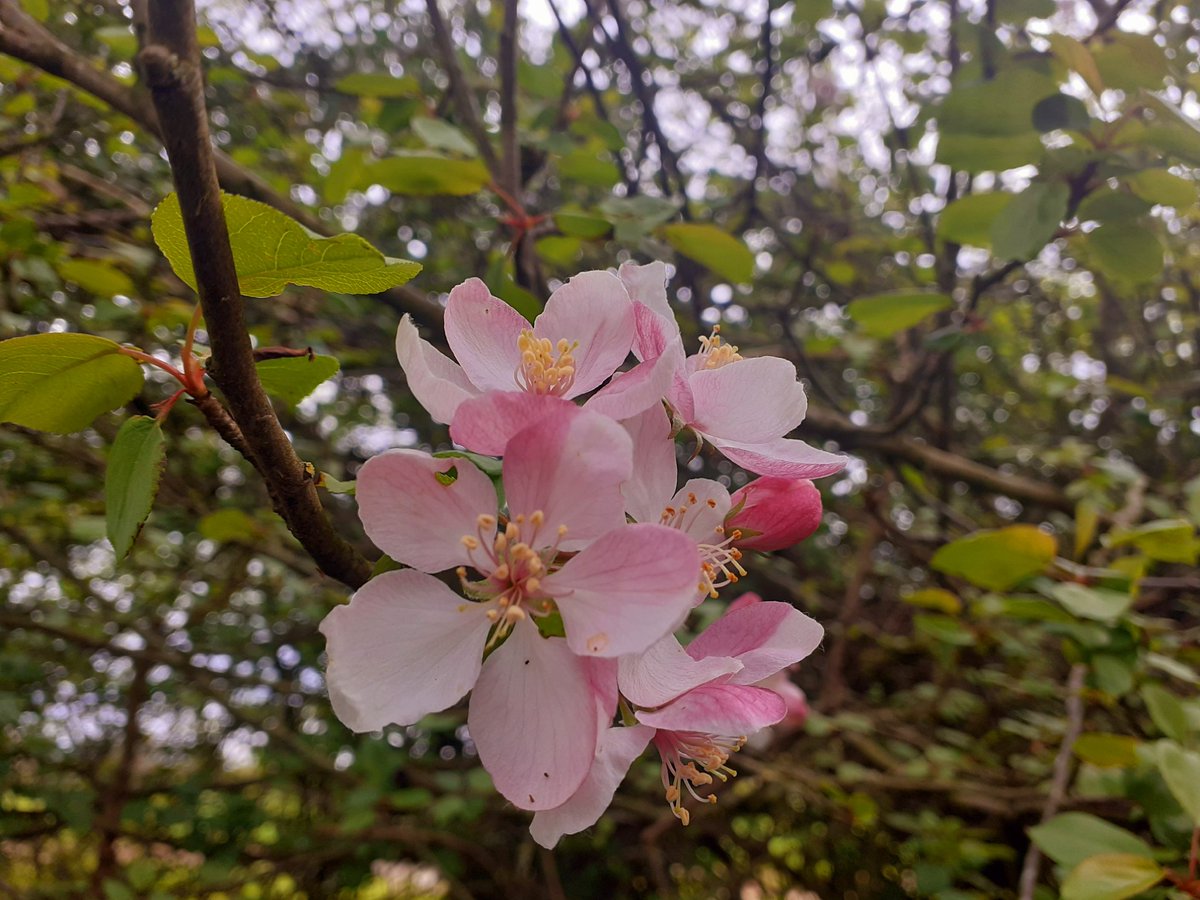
left=93, top=659, right=149, bottom=892
left=137, top=0, right=370, bottom=589
left=1017, top=663, right=1088, bottom=900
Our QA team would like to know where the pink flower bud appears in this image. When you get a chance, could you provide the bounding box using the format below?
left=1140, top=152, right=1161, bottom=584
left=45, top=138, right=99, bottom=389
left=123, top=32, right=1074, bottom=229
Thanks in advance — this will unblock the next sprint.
left=726, top=477, right=822, bottom=552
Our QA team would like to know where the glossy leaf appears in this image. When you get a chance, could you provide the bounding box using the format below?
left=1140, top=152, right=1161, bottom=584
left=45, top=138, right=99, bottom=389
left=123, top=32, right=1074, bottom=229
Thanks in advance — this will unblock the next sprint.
left=930, top=526, right=1057, bottom=591
left=152, top=193, right=422, bottom=297
left=847, top=291, right=952, bottom=338
left=0, top=333, right=144, bottom=434
left=105, top=416, right=166, bottom=559
left=662, top=223, right=754, bottom=284
left=256, top=355, right=340, bottom=407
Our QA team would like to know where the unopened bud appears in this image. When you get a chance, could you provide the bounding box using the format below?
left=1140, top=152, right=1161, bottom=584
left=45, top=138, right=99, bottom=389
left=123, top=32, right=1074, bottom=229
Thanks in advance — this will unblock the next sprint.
left=726, top=477, right=822, bottom=552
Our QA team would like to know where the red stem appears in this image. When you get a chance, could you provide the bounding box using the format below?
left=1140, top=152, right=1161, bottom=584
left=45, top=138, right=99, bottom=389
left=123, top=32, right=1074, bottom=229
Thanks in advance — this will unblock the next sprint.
left=118, top=346, right=188, bottom=384
left=1190, top=826, right=1198, bottom=882
left=154, top=388, right=187, bottom=423
left=181, top=303, right=207, bottom=395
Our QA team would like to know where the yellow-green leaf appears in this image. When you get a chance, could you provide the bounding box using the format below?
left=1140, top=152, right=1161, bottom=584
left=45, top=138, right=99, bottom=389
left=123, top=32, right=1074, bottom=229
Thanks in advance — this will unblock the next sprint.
left=1107, top=519, right=1196, bottom=564
left=930, top=525, right=1057, bottom=591
left=366, top=153, right=491, bottom=196
left=1073, top=733, right=1141, bottom=768
left=1060, top=853, right=1164, bottom=900
left=902, top=588, right=962, bottom=615
left=0, top=334, right=144, bottom=434
left=152, top=192, right=422, bottom=297
left=256, top=355, right=340, bottom=407
left=662, top=223, right=754, bottom=284
left=56, top=258, right=135, bottom=297
left=105, top=416, right=166, bottom=559
left=1028, top=813, right=1154, bottom=870
left=1141, top=684, right=1191, bottom=742
left=334, top=73, right=420, bottom=98
left=847, top=291, right=952, bottom=338
left=1155, top=741, right=1200, bottom=825
left=1127, top=169, right=1196, bottom=209
left=1085, top=225, right=1163, bottom=285
left=937, top=193, right=1013, bottom=248
left=990, top=182, right=1069, bottom=261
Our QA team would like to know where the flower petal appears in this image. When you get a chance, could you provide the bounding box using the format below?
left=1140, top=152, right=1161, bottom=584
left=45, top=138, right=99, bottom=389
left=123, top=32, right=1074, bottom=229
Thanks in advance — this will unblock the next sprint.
left=449, top=390, right=576, bottom=456
left=534, top=270, right=635, bottom=396
left=529, top=724, right=654, bottom=848
left=705, top=434, right=847, bottom=479
left=667, top=478, right=731, bottom=546
left=545, top=523, right=702, bottom=658
left=619, top=260, right=673, bottom=322
left=583, top=348, right=676, bottom=421
left=357, top=450, right=497, bottom=573
left=689, top=357, right=808, bottom=443
left=686, top=601, right=824, bottom=684
left=617, top=404, right=677, bottom=524
left=728, top=477, right=823, bottom=551
left=468, top=620, right=599, bottom=810
left=444, top=278, right=529, bottom=392
left=395, top=316, right=478, bottom=424
left=636, top=683, right=786, bottom=735
left=319, top=570, right=490, bottom=732
left=618, top=635, right=742, bottom=709
left=503, top=408, right=631, bottom=551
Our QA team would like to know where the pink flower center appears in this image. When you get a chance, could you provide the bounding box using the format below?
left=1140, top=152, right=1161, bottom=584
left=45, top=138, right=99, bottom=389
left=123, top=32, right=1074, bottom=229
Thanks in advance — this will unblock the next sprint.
left=458, top=512, right=568, bottom=644
left=659, top=492, right=747, bottom=599
left=653, top=729, right=746, bottom=826
left=698, top=325, right=742, bottom=370
left=515, top=329, right=578, bottom=396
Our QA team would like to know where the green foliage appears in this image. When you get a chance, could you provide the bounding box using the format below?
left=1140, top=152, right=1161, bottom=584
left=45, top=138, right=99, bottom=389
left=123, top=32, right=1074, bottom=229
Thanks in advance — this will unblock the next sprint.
left=662, top=223, right=754, bottom=283
left=1059, top=854, right=1164, bottom=900
left=255, top=355, right=341, bottom=406
left=0, top=333, right=144, bottom=433
left=152, top=192, right=422, bottom=297
left=930, top=526, right=1057, bottom=591
left=104, top=415, right=166, bottom=559
left=1028, top=812, right=1154, bottom=870
left=990, top=182, right=1068, bottom=261
left=846, top=291, right=952, bottom=338
left=365, top=152, right=492, bottom=196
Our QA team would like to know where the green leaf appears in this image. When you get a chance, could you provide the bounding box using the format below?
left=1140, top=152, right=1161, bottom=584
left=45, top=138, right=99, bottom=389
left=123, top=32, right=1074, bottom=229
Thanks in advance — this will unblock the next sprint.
left=255, top=355, right=340, bottom=407
left=105, top=416, right=166, bottom=559
left=0, top=334, right=144, bottom=434
left=557, top=150, right=621, bottom=188
left=1141, top=684, right=1191, bottom=742
left=1042, top=582, right=1133, bottom=622
left=1032, top=94, right=1090, bottom=133
left=938, top=68, right=1058, bottom=136
left=1107, top=519, right=1196, bottom=564
left=937, top=132, right=1045, bottom=173
left=1092, top=34, right=1169, bottom=92
left=990, top=182, right=1069, bottom=260
left=1077, top=190, right=1152, bottom=223
left=411, top=117, right=478, bottom=157
left=365, top=153, right=491, bottom=196
left=1127, top=170, right=1196, bottom=209
left=554, top=210, right=612, bottom=239
left=152, top=193, right=422, bottom=297
left=937, top=193, right=1013, bottom=248
left=56, top=258, right=134, bottom=297
left=198, top=508, right=262, bottom=543
left=1060, top=853, right=1164, bottom=900
left=902, top=588, right=962, bottom=615
left=662, top=223, right=754, bottom=284
left=334, top=73, right=420, bottom=98
left=1073, top=733, right=1141, bottom=768
left=1028, top=812, right=1154, bottom=870
left=913, top=614, right=975, bottom=647
left=846, top=291, right=952, bottom=338
left=1154, top=741, right=1200, bottom=825
left=1085, top=225, right=1163, bottom=285
left=930, top=525, right=1057, bottom=591
left=1046, top=34, right=1105, bottom=95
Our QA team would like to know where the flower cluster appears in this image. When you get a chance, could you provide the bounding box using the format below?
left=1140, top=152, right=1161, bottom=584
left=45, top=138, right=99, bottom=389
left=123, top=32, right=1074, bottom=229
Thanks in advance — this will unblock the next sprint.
left=320, top=263, right=845, bottom=847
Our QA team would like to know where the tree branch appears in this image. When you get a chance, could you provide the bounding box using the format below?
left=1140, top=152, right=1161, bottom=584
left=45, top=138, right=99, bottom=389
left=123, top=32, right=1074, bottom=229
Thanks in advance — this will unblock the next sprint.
left=137, top=0, right=371, bottom=589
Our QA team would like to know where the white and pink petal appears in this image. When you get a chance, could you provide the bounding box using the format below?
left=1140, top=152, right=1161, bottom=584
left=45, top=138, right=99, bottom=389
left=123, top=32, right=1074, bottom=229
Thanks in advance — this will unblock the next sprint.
left=534, top=271, right=635, bottom=397
left=395, top=316, right=479, bottom=425
left=444, top=278, right=529, bottom=392
left=686, top=600, right=824, bottom=684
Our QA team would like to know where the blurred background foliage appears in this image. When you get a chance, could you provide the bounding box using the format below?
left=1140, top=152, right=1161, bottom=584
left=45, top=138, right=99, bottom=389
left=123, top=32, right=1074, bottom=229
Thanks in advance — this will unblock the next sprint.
left=1, top=0, right=1200, bottom=897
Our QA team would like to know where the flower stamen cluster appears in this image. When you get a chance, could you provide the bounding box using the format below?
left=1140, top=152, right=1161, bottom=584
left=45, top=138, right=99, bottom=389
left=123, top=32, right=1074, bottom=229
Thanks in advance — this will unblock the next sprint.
left=698, top=325, right=742, bottom=369
left=515, top=329, right=578, bottom=395
left=655, top=730, right=746, bottom=826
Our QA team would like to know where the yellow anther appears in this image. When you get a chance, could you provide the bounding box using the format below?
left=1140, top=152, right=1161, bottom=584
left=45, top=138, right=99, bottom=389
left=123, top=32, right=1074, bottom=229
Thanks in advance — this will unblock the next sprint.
left=493, top=564, right=509, bottom=580
left=505, top=522, right=520, bottom=541
left=529, top=510, right=545, bottom=528
left=460, top=535, right=479, bottom=550
left=525, top=577, right=541, bottom=593
left=477, top=514, right=497, bottom=529
left=515, top=328, right=579, bottom=395
left=557, top=524, right=569, bottom=537
left=698, top=325, right=742, bottom=369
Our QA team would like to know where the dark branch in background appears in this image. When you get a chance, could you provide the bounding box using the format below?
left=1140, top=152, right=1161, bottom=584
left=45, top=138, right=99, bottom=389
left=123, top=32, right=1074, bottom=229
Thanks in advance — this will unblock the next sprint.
left=93, top=658, right=148, bottom=892
left=138, top=0, right=371, bottom=589
left=0, top=0, right=443, bottom=328
left=424, top=0, right=500, bottom=176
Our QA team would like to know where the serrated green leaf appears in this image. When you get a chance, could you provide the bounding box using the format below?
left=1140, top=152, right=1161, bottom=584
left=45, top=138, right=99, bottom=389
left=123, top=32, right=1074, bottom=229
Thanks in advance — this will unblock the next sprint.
left=1154, top=741, right=1200, bottom=825
left=1141, top=684, right=1191, bottom=742
left=152, top=193, right=421, bottom=297
left=411, top=117, right=477, bottom=157
left=937, top=193, right=1013, bottom=248
left=990, top=182, right=1069, bottom=260
left=1028, top=812, right=1154, bottom=870
left=930, top=526, right=1057, bottom=591
left=334, top=73, right=420, bottom=98
left=56, top=258, right=134, bottom=297
left=365, top=153, right=491, bottom=196
left=255, top=355, right=340, bottom=407
left=105, top=416, right=166, bottom=559
left=662, top=223, right=754, bottom=284
left=847, top=291, right=952, bottom=338
left=1061, top=853, right=1163, bottom=900
left=0, top=333, right=144, bottom=434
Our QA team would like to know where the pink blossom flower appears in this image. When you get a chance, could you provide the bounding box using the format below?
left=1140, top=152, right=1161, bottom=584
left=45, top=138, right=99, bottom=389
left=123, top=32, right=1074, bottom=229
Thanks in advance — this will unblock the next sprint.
left=319, top=408, right=702, bottom=810
left=530, top=598, right=823, bottom=843
left=727, top=476, right=823, bottom=552
left=618, top=263, right=846, bottom=480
